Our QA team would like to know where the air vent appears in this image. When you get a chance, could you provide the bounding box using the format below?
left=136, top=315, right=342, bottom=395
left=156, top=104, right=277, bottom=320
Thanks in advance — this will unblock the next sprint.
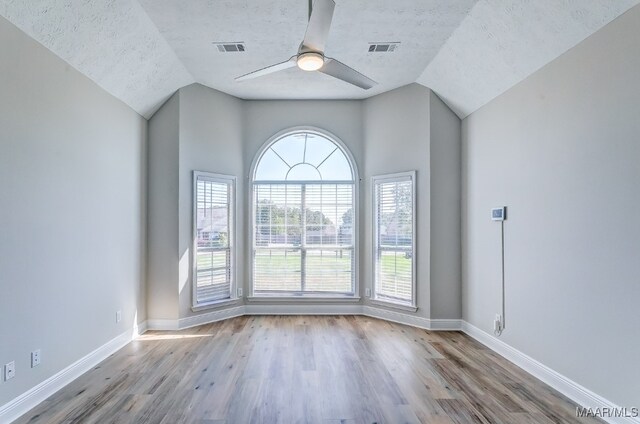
left=214, top=42, right=246, bottom=53
left=368, top=42, right=400, bottom=53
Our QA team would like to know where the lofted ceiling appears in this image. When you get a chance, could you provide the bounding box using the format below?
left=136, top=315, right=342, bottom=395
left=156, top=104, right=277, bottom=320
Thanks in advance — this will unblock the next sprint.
left=417, top=0, right=640, bottom=117
left=1, top=0, right=638, bottom=119
left=136, top=0, right=477, bottom=102
left=0, top=0, right=193, bottom=118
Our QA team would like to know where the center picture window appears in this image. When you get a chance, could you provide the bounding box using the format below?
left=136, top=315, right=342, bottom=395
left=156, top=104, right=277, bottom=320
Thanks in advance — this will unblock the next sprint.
left=252, top=130, right=357, bottom=297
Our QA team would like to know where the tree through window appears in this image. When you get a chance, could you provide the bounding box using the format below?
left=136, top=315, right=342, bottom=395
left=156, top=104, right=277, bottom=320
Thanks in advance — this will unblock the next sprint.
left=252, top=131, right=356, bottom=296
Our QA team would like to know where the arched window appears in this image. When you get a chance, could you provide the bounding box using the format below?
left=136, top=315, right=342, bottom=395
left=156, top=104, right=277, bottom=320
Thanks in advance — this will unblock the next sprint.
left=251, top=129, right=357, bottom=297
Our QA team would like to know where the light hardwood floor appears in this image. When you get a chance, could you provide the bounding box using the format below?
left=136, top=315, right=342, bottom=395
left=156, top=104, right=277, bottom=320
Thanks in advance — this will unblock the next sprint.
left=16, top=316, right=602, bottom=424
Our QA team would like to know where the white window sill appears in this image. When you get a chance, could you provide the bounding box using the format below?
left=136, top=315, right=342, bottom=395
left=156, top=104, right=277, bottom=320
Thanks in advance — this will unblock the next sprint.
left=368, top=299, right=418, bottom=312
left=247, top=295, right=361, bottom=303
left=192, top=298, right=241, bottom=312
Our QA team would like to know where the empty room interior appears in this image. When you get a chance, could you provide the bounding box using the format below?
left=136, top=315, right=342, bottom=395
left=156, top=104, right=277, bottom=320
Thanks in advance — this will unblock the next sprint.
left=1, top=0, right=639, bottom=423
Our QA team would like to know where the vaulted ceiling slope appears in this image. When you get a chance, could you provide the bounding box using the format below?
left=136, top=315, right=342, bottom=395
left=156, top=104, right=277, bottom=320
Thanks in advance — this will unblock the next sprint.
left=418, top=0, right=640, bottom=117
left=0, top=0, right=194, bottom=118
left=1, top=1, right=638, bottom=119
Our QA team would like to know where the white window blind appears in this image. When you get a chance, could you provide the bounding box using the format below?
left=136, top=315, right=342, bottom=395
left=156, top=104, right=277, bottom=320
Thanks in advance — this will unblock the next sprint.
left=253, top=183, right=355, bottom=294
left=193, top=172, right=235, bottom=306
left=373, top=172, right=415, bottom=306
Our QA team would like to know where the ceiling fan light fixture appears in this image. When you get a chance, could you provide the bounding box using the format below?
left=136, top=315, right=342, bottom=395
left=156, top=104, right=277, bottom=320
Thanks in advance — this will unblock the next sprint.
left=297, top=52, right=324, bottom=71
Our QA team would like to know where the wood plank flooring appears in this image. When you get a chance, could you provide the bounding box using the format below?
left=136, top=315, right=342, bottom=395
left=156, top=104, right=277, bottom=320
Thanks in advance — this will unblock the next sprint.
left=15, top=316, right=602, bottom=424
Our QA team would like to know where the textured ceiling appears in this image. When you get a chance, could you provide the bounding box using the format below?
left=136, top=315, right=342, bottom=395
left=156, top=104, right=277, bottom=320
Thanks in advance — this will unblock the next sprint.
left=418, top=0, right=640, bottom=117
left=137, top=0, right=477, bottom=101
left=1, top=1, right=638, bottom=118
left=0, top=0, right=194, bottom=118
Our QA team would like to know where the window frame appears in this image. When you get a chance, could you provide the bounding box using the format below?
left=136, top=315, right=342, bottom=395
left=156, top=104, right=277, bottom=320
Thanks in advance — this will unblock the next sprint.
left=192, top=171, right=238, bottom=311
left=248, top=127, right=360, bottom=302
left=371, top=171, right=417, bottom=311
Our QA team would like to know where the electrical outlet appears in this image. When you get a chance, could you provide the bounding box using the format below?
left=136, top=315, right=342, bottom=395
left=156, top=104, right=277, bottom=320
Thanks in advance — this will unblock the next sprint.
left=4, top=361, right=15, bottom=381
left=116, top=310, right=122, bottom=323
left=31, top=350, right=41, bottom=368
left=237, top=287, right=243, bottom=297
left=365, top=287, right=371, bottom=297
left=494, top=314, right=503, bottom=333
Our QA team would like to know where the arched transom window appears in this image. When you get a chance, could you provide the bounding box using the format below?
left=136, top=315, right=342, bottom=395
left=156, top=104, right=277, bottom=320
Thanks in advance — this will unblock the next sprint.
left=254, top=132, right=354, bottom=181
left=252, top=130, right=357, bottom=297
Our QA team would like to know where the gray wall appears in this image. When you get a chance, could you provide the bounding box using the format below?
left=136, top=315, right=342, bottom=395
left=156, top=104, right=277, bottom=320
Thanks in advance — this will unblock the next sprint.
left=363, top=84, right=432, bottom=318
left=146, top=85, right=463, bottom=322
left=430, top=94, right=462, bottom=319
left=147, top=83, right=245, bottom=320
left=462, top=6, right=640, bottom=407
left=178, top=84, right=244, bottom=318
left=147, top=92, right=180, bottom=321
left=147, top=93, right=366, bottom=318
left=0, top=16, right=147, bottom=405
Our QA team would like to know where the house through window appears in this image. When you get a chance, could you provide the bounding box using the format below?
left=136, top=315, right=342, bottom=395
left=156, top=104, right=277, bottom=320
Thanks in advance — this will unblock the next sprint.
left=252, top=130, right=357, bottom=297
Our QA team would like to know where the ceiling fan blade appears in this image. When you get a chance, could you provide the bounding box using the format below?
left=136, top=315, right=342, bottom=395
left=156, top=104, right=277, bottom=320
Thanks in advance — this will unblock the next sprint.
left=301, top=0, right=335, bottom=53
left=236, top=57, right=297, bottom=81
left=319, top=58, right=377, bottom=90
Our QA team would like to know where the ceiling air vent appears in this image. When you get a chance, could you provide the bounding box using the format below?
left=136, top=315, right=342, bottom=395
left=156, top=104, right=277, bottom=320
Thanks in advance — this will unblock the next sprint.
left=214, top=42, right=246, bottom=53
left=368, top=42, right=400, bottom=53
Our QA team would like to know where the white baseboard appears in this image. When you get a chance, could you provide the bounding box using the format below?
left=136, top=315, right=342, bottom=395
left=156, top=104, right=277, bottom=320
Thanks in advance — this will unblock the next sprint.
left=145, top=307, right=245, bottom=332
left=145, top=305, right=362, bottom=331
left=145, top=318, right=179, bottom=331
left=133, top=320, right=148, bottom=336
left=362, top=305, right=432, bottom=329
left=144, top=305, right=459, bottom=331
left=244, top=304, right=362, bottom=315
left=461, top=321, right=639, bottom=424
left=361, top=306, right=462, bottom=331
left=0, top=325, right=142, bottom=424
left=428, top=318, right=463, bottom=331
left=178, top=306, right=245, bottom=330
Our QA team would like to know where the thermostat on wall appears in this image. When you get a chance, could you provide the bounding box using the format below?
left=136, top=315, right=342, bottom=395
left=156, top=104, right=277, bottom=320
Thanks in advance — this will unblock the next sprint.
left=491, top=207, right=507, bottom=221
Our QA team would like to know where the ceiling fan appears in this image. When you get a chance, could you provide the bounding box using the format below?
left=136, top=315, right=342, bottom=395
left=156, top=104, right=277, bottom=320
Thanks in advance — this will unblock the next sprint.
left=235, top=0, right=377, bottom=90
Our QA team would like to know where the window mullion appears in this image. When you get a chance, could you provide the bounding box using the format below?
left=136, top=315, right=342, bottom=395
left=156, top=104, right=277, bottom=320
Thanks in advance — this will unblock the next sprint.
left=395, top=182, right=399, bottom=298
left=301, top=184, right=307, bottom=292
left=375, top=184, right=379, bottom=296
left=284, top=185, right=288, bottom=245
left=335, top=186, right=338, bottom=248
left=269, top=185, right=272, bottom=245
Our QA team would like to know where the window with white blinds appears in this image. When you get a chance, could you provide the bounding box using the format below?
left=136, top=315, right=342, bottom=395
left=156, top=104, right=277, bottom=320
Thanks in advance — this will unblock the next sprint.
left=193, top=172, right=235, bottom=307
left=252, top=131, right=357, bottom=297
left=373, top=172, right=416, bottom=307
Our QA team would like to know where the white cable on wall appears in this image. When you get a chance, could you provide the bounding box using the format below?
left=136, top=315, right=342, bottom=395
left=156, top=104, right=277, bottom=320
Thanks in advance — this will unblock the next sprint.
left=491, top=207, right=507, bottom=337
left=496, top=220, right=506, bottom=336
